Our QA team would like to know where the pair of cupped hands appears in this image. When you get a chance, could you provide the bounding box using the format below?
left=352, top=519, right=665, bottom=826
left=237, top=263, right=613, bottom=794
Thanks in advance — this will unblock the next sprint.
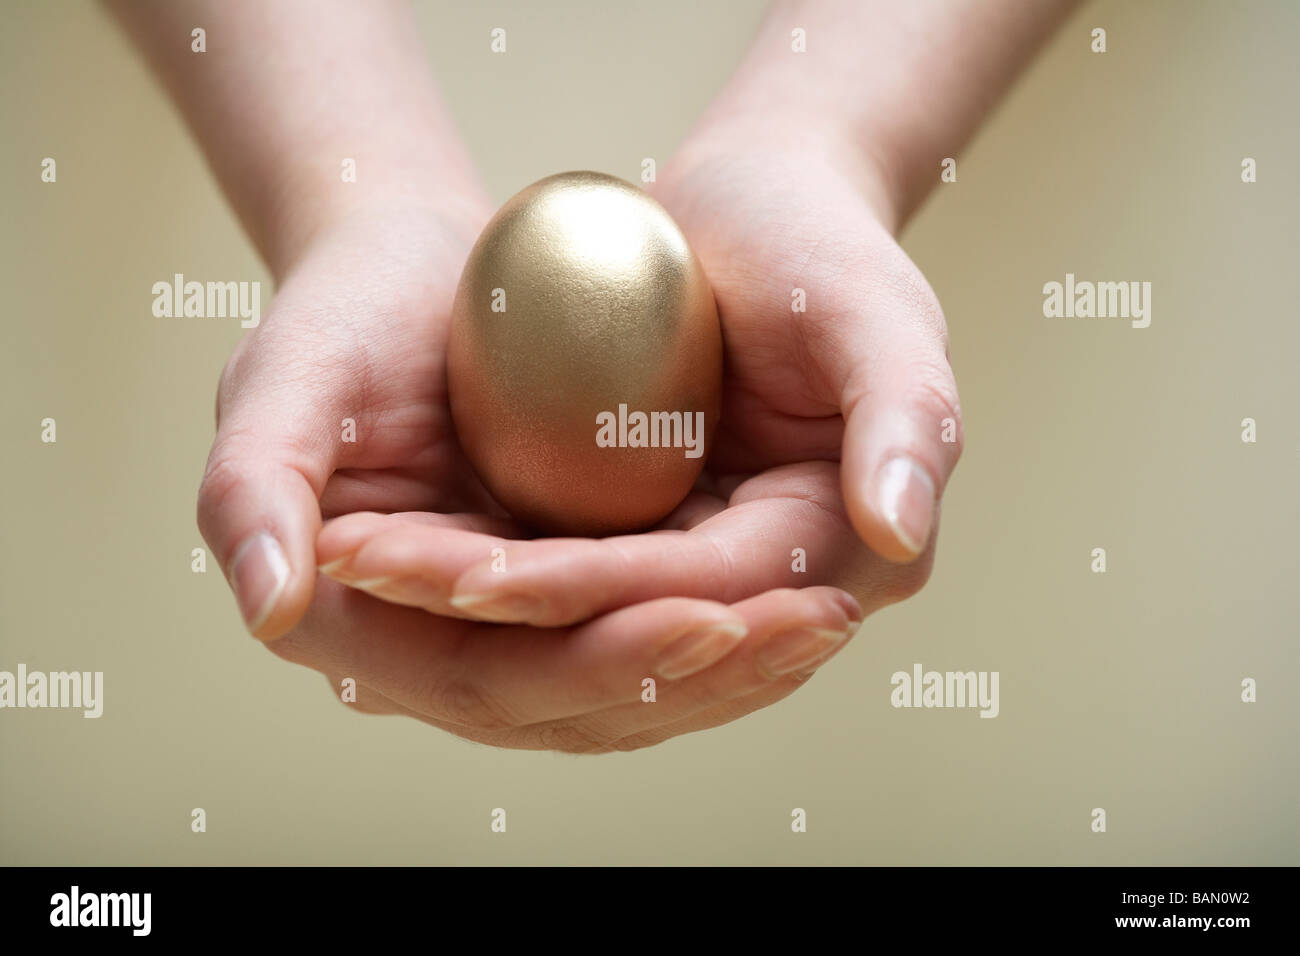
left=199, top=119, right=964, bottom=753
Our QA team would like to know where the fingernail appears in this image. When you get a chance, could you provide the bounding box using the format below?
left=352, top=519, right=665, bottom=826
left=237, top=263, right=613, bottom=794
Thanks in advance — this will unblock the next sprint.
left=654, top=621, right=749, bottom=680
left=877, top=456, right=935, bottom=555
left=792, top=622, right=861, bottom=678
left=756, top=626, right=849, bottom=679
left=317, top=557, right=350, bottom=576
left=357, top=576, right=445, bottom=609
left=448, top=591, right=546, bottom=622
left=230, top=532, right=290, bottom=634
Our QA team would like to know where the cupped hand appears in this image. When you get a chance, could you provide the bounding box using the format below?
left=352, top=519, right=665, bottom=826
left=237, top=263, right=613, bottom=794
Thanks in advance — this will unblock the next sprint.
left=196, top=193, right=503, bottom=638
left=316, top=124, right=964, bottom=631
left=275, top=553, right=861, bottom=753
left=197, top=184, right=866, bottom=751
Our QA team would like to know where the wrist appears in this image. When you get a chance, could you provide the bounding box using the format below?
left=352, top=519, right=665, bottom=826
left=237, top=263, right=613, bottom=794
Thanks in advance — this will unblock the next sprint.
left=263, top=141, right=492, bottom=281
left=672, top=110, right=905, bottom=235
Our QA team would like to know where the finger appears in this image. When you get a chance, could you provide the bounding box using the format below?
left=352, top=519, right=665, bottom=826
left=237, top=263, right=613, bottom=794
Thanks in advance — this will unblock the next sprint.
left=198, top=378, right=345, bottom=640
left=451, top=465, right=914, bottom=625
left=196, top=269, right=377, bottom=639
left=320, top=673, right=399, bottom=717
left=328, top=666, right=815, bottom=754
left=277, top=587, right=747, bottom=728
left=318, top=510, right=526, bottom=566
left=828, top=246, right=964, bottom=562
left=466, top=584, right=859, bottom=729
left=593, top=680, right=812, bottom=753
left=318, top=462, right=879, bottom=627
left=493, top=590, right=861, bottom=752
left=317, top=513, right=527, bottom=618
left=319, top=670, right=538, bottom=750
left=316, top=625, right=848, bottom=754
left=318, top=667, right=526, bottom=750
left=270, top=577, right=857, bottom=732
left=318, top=465, right=510, bottom=519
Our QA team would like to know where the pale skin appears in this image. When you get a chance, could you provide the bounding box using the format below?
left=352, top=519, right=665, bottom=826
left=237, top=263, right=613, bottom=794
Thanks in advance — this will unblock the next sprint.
left=109, top=0, right=1076, bottom=751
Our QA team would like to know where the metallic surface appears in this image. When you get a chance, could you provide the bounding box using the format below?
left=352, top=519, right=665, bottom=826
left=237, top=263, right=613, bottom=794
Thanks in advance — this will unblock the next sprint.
left=448, top=171, right=722, bottom=535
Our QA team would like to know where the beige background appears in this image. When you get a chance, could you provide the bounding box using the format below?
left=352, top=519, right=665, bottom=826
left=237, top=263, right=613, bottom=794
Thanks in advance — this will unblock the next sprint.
left=2, top=0, right=1297, bottom=865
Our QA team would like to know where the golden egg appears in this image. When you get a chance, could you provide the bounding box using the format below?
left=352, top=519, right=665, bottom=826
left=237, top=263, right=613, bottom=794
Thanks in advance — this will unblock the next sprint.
left=447, top=171, right=722, bottom=536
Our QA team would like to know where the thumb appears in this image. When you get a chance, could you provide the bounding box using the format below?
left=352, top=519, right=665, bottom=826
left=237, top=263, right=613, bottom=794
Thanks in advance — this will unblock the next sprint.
left=197, top=355, right=344, bottom=640
left=830, top=254, right=964, bottom=563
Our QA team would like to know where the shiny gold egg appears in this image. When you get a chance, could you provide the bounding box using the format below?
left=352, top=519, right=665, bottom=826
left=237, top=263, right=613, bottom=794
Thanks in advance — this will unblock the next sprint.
left=447, top=171, right=722, bottom=536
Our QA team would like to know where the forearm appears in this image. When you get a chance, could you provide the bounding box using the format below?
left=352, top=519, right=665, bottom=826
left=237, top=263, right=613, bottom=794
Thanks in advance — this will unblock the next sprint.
left=104, top=0, right=484, bottom=277
left=697, top=0, right=1079, bottom=230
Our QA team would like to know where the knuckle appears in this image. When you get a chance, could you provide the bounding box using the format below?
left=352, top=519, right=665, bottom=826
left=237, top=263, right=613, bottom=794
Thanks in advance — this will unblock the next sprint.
left=195, top=451, right=250, bottom=546
left=264, top=631, right=309, bottom=666
left=909, top=375, right=965, bottom=458
left=880, top=260, right=948, bottom=346
left=325, top=676, right=389, bottom=716
left=880, top=553, right=935, bottom=605
left=216, top=352, right=241, bottom=404
left=213, top=345, right=252, bottom=429
left=653, top=667, right=733, bottom=714
left=433, top=677, right=518, bottom=731
left=533, top=722, right=616, bottom=755
left=607, top=730, right=667, bottom=753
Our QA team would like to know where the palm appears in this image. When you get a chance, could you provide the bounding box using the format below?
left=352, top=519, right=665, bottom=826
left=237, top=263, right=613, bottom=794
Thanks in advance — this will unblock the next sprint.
left=651, top=147, right=883, bottom=482
left=231, top=204, right=503, bottom=523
